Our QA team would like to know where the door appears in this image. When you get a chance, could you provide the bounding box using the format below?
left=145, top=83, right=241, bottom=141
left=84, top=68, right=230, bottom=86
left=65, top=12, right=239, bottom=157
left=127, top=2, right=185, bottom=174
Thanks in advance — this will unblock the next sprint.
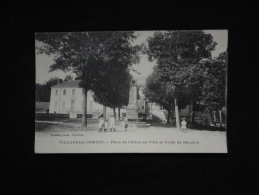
left=71, top=101, right=75, bottom=111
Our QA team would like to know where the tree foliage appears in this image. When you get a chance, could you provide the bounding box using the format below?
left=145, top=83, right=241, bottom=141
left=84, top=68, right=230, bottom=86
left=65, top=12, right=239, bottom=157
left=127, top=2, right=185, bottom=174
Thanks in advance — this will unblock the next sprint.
left=91, top=58, right=132, bottom=109
left=144, top=30, right=218, bottom=125
left=201, top=51, right=227, bottom=110
left=36, top=32, right=141, bottom=90
left=36, top=32, right=142, bottom=127
left=36, top=77, right=60, bottom=102
left=64, top=74, right=74, bottom=81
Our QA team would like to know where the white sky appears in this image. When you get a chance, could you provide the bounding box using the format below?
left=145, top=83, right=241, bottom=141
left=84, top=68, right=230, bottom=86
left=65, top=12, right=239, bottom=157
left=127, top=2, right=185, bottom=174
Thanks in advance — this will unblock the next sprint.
left=36, top=30, right=228, bottom=84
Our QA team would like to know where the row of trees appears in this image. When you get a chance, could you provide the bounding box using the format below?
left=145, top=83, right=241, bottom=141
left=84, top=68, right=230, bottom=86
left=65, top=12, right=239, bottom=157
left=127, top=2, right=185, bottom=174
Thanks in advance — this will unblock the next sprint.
left=143, top=31, right=226, bottom=129
left=36, top=32, right=142, bottom=129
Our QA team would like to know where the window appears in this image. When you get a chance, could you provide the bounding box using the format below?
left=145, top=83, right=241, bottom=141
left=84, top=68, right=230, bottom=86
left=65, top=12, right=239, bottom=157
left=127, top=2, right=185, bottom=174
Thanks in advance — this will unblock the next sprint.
left=54, top=101, right=58, bottom=108
left=62, top=101, right=65, bottom=108
left=55, top=90, right=58, bottom=96
left=72, top=89, right=75, bottom=94
left=63, top=89, right=66, bottom=95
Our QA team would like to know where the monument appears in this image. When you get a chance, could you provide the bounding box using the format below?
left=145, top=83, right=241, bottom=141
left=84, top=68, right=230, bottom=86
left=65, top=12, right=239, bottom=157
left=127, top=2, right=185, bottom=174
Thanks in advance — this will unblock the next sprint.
left=126, top=78, right=139, bottom=120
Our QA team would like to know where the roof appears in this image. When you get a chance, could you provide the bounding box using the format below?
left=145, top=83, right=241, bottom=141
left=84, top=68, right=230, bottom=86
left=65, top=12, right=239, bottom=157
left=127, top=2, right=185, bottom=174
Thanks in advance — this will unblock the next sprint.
left=51, top=80, right=81, bottom=88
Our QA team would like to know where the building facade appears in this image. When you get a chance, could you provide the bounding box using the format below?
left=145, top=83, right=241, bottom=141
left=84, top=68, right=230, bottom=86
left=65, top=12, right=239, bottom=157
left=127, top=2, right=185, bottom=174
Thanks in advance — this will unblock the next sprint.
left=49, top=80, right=103, bottom=115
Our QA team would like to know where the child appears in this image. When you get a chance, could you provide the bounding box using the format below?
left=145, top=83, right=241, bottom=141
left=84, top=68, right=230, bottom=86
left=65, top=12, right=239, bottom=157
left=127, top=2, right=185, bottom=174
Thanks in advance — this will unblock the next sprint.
left=109, top=114, right=115, bottom=131
left=104, top=120, right=108, bottom=132
left=181, top=118, right=187, bottom=130
left=124, top=116, right=128, bottom=132
left=98, top=116, right=104, bottom=133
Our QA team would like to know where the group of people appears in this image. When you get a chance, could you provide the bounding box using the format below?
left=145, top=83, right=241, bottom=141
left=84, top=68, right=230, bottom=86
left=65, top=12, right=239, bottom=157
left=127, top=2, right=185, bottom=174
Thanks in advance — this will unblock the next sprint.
left=98, top=114, right=128, bottom=132
left=98, top=114, right=187, bottom=132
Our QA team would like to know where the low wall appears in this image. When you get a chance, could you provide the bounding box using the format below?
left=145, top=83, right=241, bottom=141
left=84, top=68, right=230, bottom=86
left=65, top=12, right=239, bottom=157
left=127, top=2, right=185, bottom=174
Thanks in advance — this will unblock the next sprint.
left=35, top=113, right=92, bottom=119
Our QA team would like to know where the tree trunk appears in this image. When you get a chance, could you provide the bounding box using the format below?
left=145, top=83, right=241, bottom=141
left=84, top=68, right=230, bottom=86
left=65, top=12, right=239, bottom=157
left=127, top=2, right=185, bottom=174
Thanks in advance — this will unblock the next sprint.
left=219, top=110, right=223, bottom=127
left=213, top=111, right=217, bottom=126
left=167, top=108, right=170, bottom=124
left=174, top=98, right=180, bottom=130
left=170, top=107, right=174, bottom=125
left=118, top=107, right=121, bottom=119
left=207, top=110, right=212, bottom=126
left=190, top=98, right=195, bottom=126
left=113, top=107, right=116, bottom=119
left=150, top=103, right=152, bottom=120
left=206, top=112, right=211, bottom=126
left=82, top=89, right=87, bottom=129
left=103, top=105, right=106, bottom=121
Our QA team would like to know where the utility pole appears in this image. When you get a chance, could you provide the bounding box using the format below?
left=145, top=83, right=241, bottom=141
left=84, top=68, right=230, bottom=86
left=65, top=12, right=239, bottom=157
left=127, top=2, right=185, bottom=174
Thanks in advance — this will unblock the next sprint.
left=174, top=98, right=180, bottom=131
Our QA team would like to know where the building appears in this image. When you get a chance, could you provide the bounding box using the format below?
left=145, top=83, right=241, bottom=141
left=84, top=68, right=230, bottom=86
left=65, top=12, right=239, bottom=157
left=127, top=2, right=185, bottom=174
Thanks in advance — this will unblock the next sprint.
left=49, top=78, right=166, bottom=119
left=49, top=80, right=103, bottom=116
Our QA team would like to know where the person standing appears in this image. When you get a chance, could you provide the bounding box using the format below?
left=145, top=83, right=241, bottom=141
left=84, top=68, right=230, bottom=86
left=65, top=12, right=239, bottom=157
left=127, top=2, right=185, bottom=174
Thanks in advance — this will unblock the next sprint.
left=109, top=114, right=116, bottom=132
left=124, top=115, right=128, bottom=132
left=104, top=120, right=108, bottom=132
left=98, top=116, right=104, bottom=133
left=181, top=118, right=187, bottom=131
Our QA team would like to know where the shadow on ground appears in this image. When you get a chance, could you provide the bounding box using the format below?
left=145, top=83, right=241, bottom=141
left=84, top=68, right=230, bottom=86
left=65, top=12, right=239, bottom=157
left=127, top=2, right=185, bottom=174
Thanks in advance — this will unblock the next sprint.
left=188, top=123, right=226, bottom=131
left=149, top=122, right=226, bottom=131
left=35, top=122, right=81, bottom=132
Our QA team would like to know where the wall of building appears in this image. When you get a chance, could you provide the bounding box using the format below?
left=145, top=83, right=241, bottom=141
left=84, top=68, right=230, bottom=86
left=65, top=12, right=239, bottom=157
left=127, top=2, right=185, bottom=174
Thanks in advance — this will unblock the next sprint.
left=49, top=88, right=103, bottom=114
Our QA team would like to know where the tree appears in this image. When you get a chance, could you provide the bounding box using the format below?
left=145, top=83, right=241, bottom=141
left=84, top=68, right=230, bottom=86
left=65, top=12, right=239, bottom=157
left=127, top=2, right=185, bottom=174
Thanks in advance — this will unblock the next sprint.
left=36, top=77, right=60, bottom=102
left=91, top=58, right=132, bottom=119
left=201, top=51, right=227, bottom=126
left=36, top=32, right=141, bottom=128
left=64, top=74, right=74, bottom=81
left=144, top=66, right=173, bottom=123
left=145, top=30, right=216, bottom=130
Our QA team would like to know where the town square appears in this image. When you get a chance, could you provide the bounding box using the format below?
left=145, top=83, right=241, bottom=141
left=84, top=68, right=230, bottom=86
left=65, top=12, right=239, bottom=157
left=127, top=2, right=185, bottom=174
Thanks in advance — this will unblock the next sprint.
left=35, top=30, right=227, bottom=153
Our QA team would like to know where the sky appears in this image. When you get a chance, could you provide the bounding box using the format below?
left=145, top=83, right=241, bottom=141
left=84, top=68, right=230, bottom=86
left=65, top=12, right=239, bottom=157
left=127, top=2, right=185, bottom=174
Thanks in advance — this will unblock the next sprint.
left=35, top=30, right=228, bottom=84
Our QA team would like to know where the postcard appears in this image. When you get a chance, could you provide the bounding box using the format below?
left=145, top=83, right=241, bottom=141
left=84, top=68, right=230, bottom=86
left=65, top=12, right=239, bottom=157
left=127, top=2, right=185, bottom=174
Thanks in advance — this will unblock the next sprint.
left=35, top=30, right=227, bottom=153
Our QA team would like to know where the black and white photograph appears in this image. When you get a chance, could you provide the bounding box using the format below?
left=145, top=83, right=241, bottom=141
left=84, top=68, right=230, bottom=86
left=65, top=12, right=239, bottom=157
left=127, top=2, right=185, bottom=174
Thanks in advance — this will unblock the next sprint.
left=35, top=30, right=228, bottom=153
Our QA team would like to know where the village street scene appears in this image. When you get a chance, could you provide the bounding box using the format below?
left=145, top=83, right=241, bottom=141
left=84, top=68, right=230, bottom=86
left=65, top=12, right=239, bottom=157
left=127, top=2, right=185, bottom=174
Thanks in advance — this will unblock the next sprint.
left=35, top=30, right=227, bottom=153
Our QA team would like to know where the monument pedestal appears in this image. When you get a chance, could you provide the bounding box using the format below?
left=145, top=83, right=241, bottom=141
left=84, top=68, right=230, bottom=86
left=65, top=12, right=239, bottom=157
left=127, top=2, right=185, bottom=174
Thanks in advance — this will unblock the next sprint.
left=126, top=78, right=139, bottom=120
left=126, top=104, right=138, bottom=120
